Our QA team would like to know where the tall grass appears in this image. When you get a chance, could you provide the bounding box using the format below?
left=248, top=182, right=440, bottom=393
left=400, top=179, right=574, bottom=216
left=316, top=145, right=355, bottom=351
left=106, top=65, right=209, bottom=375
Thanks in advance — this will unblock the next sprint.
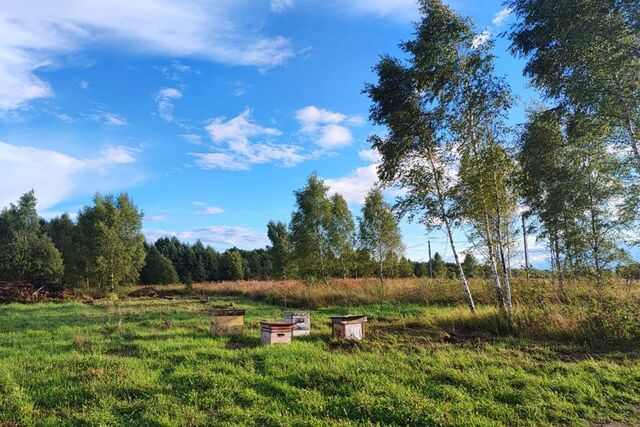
left=145, top=277, right=640, bottom=347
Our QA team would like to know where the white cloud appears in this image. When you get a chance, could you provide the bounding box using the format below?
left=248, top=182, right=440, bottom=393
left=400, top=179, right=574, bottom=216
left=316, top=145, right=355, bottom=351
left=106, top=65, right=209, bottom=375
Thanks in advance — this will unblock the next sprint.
left=54, top=112, right=74, bottom=123
left=191, top=152, right=251, bottom=171
left=79, top=80, right=89, bottom=89
left=90, top=145, right=137, bottom=166
left=325, top=164, right=378, bottom=204
left=271, top=0, right=294, bottom=13
left=0, top=0, right=295, bottom=111
left=207, top=108, right=282, bottom=144
left=230, top=81, right=248, bottom=97
left=86, top=109, right=128, bottom=126
left=154, top=61, right=197, bottom=81
left=202, top=206, right=224, bottom=215
left=155, top=87, right=182, bottom=122
left=193, top=108, right=305, bottom=171
left=358, top=148, right=382, bottom=163
left=342, top=0, right=418, bottom=21
left=492, top=7, right=512, bottom=27
left=180, top=133, right=203, bottom=145
left=144, top=225, right=268, bottom=250
left=0, top=141, right=141, bottom=210
left=317, top=125, right=352, bottom=149
left=192, top=106, right=365, bottom=171
left=472, top=29, right=491, bottom=48
left=295, top=105, right=363, bottom=150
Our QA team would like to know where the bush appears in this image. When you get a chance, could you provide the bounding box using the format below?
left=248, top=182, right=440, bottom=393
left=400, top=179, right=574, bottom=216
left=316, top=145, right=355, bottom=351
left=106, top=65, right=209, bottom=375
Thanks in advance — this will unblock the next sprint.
left=140, top=245, right=179, bottom=285
left=0, top=234, right=63, bottom=285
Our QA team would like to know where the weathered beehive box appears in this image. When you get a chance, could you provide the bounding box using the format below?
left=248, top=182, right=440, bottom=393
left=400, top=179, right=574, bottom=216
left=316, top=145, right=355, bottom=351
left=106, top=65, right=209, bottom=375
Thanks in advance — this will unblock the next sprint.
left=210, top=308, right=245, bottom=336
left=283, top=311, right=311, bottom=336
left=260, top=321, right=295, bottom=345
left=330, top=315, right=368, bottom=341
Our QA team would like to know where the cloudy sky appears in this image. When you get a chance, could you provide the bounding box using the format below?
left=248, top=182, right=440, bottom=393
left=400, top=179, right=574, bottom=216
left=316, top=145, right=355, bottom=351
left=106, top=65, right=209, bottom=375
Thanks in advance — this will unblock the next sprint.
left=0, top=0, right=551, bottom=266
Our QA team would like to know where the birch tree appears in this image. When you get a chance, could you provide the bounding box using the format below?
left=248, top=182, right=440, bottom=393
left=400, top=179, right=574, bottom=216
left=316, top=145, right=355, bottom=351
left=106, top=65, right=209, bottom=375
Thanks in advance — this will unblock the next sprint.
left=289, top=174, right=332, bottom=280
left=509, top=0, right=640, bottom=173
left=364, top=0, right=510, bottom=311
left=358, top=188, right=404, bottom=282
left=327, top=194, right=356, bottom=278
left=75, top=193, right=145, bottom=290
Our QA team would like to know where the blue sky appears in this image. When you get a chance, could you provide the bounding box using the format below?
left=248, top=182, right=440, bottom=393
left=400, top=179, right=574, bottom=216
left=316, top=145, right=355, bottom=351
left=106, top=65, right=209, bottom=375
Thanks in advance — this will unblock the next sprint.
left=0, top=0, right=551, bottom=266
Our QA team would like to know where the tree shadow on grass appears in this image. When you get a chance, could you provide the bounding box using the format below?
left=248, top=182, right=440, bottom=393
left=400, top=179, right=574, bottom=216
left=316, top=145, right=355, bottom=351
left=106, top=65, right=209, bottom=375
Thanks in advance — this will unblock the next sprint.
left=225, top=334, right=262, bottom=349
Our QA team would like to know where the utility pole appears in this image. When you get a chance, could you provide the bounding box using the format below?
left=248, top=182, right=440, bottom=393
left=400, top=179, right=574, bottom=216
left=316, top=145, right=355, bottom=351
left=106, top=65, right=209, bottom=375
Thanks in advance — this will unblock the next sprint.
left=428, top=240, right=433, bottom=278
left=522, top=214, right=529, bottom=281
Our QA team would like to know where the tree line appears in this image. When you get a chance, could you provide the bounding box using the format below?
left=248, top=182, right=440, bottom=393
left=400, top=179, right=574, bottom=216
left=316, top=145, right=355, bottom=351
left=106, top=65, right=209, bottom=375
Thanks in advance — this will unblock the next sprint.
left=2, top=175, right=478, bottom=290
left=365, top=0, right=640, bottom=313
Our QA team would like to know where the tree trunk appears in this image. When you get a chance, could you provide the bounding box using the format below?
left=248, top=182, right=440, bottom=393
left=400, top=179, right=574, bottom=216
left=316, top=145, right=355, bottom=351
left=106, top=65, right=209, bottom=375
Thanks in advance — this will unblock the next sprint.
left=492, top=177, right=512, bottom=314
left=586, top=168, right=603, bottom=288
left=483, top=212, right=505, bottom=309
left=426, top=149, right=476, bottom=312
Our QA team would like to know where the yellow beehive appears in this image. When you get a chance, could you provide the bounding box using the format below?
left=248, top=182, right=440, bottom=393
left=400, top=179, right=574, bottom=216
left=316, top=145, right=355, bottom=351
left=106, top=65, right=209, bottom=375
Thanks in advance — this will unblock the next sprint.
left=210, top=308, right=245, bottom=336
left=260, top=321, right=295, bottom=345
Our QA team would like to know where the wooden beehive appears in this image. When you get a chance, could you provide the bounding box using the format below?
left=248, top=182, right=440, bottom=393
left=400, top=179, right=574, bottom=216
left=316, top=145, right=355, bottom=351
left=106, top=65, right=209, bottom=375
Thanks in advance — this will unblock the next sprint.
left=260, top=321, right=294, bottom=345
left=330, top=315, right=368, bottom=341
left=210, top=308, right=245, bottom=336
left=283, top=311, right=311, bottom=336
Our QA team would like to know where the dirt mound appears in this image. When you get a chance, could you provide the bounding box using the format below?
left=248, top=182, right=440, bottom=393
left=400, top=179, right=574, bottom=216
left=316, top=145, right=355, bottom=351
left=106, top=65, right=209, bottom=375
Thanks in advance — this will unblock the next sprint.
left=128, top=286, right=159, bottom=298
left=0, top=282, right=69, bottom=304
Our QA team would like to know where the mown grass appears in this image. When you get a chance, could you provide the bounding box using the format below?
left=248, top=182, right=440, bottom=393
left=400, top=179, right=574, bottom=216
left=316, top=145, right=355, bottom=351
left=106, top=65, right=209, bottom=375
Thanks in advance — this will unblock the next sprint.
left=1, top=295, right=640, bottom=426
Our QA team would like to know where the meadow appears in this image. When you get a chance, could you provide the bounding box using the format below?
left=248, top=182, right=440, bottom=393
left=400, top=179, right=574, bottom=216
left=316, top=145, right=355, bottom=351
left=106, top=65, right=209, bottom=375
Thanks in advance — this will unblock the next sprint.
left=1, top=278, right=640, bottom=426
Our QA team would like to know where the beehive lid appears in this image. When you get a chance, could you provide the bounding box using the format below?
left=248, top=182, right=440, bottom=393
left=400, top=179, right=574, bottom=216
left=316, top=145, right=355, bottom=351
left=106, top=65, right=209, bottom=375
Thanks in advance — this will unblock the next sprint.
left=211, top=307, right=245, bottom=316
left=330, top=314, right=367, bottom=324
left=260, top=321, right=295, bottom=331
left=284, top=311, right=309, bottom=317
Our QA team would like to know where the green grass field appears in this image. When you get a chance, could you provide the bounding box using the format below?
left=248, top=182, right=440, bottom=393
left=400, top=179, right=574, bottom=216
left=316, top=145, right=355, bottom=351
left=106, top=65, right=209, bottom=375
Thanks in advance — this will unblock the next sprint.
left=1, top=296, right=640, bottom=426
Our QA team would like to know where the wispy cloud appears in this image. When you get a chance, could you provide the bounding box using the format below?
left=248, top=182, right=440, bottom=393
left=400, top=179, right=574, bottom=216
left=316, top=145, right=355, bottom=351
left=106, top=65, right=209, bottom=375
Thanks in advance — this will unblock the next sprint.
left=201, top=206, right=224, bottom=215
left=0, top=0, right=295, bottom=111
left=155, top=87, right=183, bottom=122
left=154, top=61, right=197, bottom=81
left=86, top=109, right=128, bottom=126
left=180, top=133, right=203, bottom=145
left=191, top=108, right=305, bottom=171
left=492, top=7, right=512, bottom=27
left=144, top=225, right=268, bottom=250
left=0, top=141, right=141, bottom=210
left=341, top=0, right=418, bottom=21
left=271, top=0, right=294, bottom=13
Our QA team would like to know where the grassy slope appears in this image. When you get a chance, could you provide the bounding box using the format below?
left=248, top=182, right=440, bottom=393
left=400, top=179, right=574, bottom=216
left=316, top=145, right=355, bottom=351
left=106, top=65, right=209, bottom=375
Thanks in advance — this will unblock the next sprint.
left=1, top=297, right=639, bottom=426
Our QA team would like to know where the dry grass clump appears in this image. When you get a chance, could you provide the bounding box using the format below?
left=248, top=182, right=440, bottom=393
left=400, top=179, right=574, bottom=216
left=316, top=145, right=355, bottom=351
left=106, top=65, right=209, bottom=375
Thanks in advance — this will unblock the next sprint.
left=141, top=277, right=640, bottom=347
left=174, top=277, right=640, bottom=346
left=181, top=277, right=501, bottom=308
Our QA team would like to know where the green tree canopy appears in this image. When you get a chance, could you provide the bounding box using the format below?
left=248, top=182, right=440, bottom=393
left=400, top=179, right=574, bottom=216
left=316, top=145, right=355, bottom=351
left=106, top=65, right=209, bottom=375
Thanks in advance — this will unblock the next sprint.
left=75, top=193, right=145, bottom=290
left=358, top=188, right=404, bottom=281
left=327, top=193, right=356, bottom=278
left=0, top=191, right=63, bottom=285
left=220, top=249, right=244, bottom=281
left=140, top=244, right=179, bottom=285
left=509, top=0, right=640, bottom=171
left=289, top=174, right=332, bottom=280
left=267, top=220, right=292, bottom=279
